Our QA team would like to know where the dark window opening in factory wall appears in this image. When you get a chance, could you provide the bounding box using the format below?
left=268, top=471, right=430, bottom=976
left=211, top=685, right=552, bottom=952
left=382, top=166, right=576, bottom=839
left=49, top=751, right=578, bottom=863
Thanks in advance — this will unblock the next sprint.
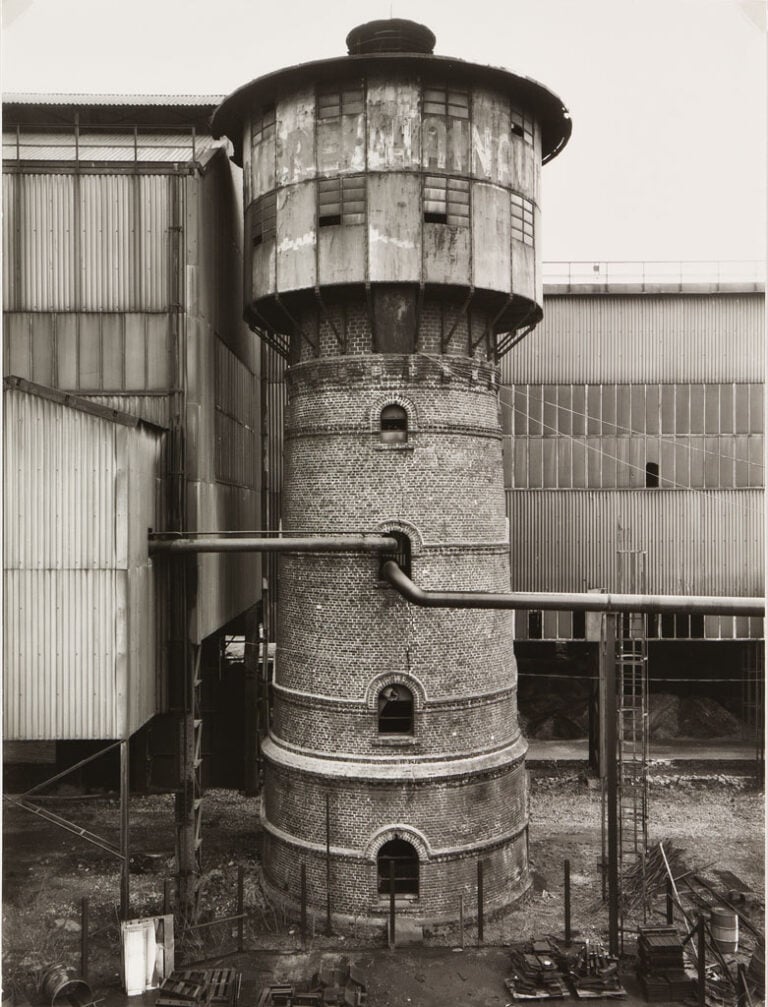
left=645, top=461, right=660, bottom=487
left=377, top=684, right=414, bottom=734
left=380, top=403, right=408, bottom=443
left=318, top=175, right=366, bottom=227
left=377, top=839, right=419, bottom=896
left=572, top=610, right=586, bottom=639
left=528, top=610, right=543, bottom=640
left=423, top=175, right=470, bottom=225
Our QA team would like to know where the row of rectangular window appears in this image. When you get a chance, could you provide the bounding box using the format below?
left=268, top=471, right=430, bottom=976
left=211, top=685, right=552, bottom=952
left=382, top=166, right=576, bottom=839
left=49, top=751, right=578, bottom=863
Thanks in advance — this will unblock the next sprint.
left=250, top=180, right=534, bottom=240
left=528, top=610, right=708, bottom=640
left=251, top=88, right=534, bottom=146
left=504, top=383, right=765, bottom=437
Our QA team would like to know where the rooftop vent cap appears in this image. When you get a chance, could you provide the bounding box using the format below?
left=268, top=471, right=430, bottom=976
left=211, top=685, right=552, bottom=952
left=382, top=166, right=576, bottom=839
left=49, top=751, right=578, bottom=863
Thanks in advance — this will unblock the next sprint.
left=346, top=19, right=436, bottom=55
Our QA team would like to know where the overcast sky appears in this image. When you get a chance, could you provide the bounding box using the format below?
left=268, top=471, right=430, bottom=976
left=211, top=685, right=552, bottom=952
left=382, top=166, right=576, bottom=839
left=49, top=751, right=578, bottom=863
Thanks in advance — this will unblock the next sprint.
left=3, top=0, right=766, bottom=265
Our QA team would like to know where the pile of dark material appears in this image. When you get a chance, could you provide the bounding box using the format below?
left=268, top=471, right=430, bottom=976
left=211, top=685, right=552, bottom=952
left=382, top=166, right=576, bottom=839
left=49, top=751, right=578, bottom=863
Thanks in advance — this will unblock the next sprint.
left=636, top=928, right=693, bottom=1003
left=505, top=940, right=569, bottom=999
left=567, top=941, right=626, bottom=999
left=157, top=969, right=241, bottom=1007
left=256, top=962, right=366, bottom=1007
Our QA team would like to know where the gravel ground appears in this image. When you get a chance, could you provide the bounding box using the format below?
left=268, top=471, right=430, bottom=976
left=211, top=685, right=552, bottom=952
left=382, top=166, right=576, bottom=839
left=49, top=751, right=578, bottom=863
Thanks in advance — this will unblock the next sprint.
left=2, top=767, right=763, bottom=1001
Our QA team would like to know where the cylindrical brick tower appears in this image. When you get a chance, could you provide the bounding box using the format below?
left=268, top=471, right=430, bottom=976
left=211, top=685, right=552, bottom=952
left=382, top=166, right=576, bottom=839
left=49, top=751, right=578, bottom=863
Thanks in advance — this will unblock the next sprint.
left=213, top=20, right=570, bottom=923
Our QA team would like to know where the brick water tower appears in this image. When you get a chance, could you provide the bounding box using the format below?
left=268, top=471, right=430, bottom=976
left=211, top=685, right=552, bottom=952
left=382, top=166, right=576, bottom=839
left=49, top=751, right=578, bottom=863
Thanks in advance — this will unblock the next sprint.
left=212, top=19, right=570, bottom=923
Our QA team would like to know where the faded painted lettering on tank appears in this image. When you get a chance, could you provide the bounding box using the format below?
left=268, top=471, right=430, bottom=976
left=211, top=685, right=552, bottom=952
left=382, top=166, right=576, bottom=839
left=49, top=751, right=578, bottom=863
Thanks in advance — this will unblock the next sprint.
left=276, top=89, right=315, bottom=187
left=366, top=79, right=421, bottom=170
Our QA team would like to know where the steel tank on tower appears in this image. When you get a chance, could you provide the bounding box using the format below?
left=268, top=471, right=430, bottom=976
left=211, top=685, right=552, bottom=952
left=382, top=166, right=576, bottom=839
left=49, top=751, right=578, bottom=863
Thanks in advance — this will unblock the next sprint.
left=212, top=19, right=571, bottom=924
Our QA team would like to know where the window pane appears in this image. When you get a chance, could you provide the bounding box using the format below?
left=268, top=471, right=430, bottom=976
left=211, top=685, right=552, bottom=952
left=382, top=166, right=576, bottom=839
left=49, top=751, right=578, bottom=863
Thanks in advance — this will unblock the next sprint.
left=749, top=383, right=764, bottom=433
left=734, top=385, right=750, bottom=433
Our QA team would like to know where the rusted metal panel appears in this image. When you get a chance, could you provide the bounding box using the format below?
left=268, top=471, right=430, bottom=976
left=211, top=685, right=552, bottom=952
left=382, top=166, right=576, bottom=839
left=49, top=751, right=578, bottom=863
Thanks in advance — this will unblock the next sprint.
left=473, top=183, right=511, bottom=293
left=471, top=90, right=512, bottom=187
left=504, top=293, right=764, bottom=384
left=368, top=173, right=420, bottom=282
left=423, top=222, right=471, bottom=286
left=366, top=77, right=421, bottom=171
left=275, top=182, right=316, bottom=292
left=317, top=110, right=365, bottom=176
left=3, top=386, right=164, bottom=739
left=318, top=217, right=366, bottom=286
left=506, top=488, right=764, bottom=600
left=275, top=87, right=314, bottom=187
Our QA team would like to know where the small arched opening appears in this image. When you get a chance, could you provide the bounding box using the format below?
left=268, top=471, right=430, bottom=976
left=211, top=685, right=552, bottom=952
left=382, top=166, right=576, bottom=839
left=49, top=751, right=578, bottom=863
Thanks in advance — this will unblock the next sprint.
left=380, top=403, right=408, bottom=444
left=377, top=683, right=414, bottom=734
left=377, top=838, right=419, bottom=896
left=380, top=529, right=411, bottom=579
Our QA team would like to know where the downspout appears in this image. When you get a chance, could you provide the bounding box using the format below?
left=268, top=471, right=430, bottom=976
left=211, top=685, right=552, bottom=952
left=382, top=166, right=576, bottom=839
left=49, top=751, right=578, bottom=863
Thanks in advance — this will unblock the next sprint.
left=381, top=561, right=765, bottom=617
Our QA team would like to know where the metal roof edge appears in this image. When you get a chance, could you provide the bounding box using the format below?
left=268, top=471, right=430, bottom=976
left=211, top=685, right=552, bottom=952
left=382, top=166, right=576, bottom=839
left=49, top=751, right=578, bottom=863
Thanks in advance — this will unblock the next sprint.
left=3, top=376, right=168, bottom=433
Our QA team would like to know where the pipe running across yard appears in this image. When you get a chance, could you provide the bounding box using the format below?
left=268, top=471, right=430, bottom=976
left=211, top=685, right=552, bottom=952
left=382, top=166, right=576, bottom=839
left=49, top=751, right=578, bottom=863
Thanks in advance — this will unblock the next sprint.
left=381, top=561, right=765, bottom=617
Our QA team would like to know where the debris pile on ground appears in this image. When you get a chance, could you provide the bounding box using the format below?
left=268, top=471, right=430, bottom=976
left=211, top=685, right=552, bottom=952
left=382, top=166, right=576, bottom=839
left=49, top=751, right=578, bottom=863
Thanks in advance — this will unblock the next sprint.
left=635, top=927, right=693, bottom=1002
left=505, top=939, right=569, bottom=1000
left=621, top=840, right=690, bottom=911
left=567, top=940, right=625, bottom=999
left=256, top=960, right=366, bottom=1007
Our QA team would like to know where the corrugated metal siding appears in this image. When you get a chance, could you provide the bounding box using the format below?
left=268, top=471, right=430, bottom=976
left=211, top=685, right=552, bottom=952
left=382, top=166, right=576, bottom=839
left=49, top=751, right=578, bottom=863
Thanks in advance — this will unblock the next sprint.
left=4, top=569, right=120, bottom=739
left=4, top=390, right=118, bottom=569
left=507, top=489, right=764, bottom=639
left=2, top=172, right=172, bottom=312
left=3, top=312, right=172, bottom=392
left=503, top=295, right=764, bottom=384
left=214, top=337, right=258, bottom=488
left=3, top=387, right=165, bottom=739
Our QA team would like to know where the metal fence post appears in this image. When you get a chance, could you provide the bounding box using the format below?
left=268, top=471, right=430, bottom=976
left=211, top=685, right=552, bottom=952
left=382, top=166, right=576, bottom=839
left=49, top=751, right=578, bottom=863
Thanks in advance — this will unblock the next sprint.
left=237, top=865, right=244, bottom=952
left=564, top=860, right=572, bottom=945
left=477, top=860, right=484, bottom=945
left=80, top=897, right=89, bottom=980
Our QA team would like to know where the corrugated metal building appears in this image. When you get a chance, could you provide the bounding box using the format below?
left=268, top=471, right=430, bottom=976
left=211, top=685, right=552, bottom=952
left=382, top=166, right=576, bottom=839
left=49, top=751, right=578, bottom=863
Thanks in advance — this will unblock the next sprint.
left=503, top=284, right=764, bottom=644
left=3, top=97, right=261, bottom=779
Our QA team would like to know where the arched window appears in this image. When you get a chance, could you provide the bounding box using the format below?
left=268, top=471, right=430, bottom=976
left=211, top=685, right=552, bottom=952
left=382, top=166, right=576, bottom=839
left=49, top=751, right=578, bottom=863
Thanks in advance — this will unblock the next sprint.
left=377, top=838, right=419, bottom=896
left=377, top=683, right=414, bottom=734
left=380, top=404, right=408, bottom=444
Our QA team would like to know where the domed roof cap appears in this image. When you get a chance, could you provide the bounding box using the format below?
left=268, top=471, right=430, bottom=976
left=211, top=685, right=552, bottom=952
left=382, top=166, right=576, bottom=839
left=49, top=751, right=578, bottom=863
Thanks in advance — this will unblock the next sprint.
left=345, top=19, right=436, bottom=54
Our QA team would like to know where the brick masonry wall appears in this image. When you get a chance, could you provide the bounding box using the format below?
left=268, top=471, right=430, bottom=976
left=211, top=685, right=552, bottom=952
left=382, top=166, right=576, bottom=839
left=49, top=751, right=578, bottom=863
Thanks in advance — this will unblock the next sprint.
left=262, top=813, right=529, bottom=922
left=263, top=300, right=528, bottom=920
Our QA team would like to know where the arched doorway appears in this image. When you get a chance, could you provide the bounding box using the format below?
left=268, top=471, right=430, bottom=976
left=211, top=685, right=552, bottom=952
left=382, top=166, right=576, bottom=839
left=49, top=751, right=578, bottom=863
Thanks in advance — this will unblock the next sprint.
left=377, top=838, right=419, bottom=896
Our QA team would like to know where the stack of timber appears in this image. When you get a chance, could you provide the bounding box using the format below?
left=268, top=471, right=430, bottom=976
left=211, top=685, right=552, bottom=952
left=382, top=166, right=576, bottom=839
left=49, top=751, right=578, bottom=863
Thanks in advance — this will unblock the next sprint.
left=568, top=940, right=626, bottom=999
left=505, top=940, right=569, bottom=1000
left=636, top=928, right=693, bottom=1002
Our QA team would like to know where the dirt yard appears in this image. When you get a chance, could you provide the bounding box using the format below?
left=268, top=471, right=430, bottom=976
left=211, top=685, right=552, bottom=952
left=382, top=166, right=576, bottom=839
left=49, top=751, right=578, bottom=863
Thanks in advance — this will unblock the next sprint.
left=2, top=763, right=763, bottom=1002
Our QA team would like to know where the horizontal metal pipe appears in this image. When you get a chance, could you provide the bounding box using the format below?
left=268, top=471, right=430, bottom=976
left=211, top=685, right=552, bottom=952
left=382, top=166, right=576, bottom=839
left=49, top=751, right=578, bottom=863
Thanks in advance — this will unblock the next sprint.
left=149, top=536, right=399, bottom=555
left=382, top=562, right=765, bottom=617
